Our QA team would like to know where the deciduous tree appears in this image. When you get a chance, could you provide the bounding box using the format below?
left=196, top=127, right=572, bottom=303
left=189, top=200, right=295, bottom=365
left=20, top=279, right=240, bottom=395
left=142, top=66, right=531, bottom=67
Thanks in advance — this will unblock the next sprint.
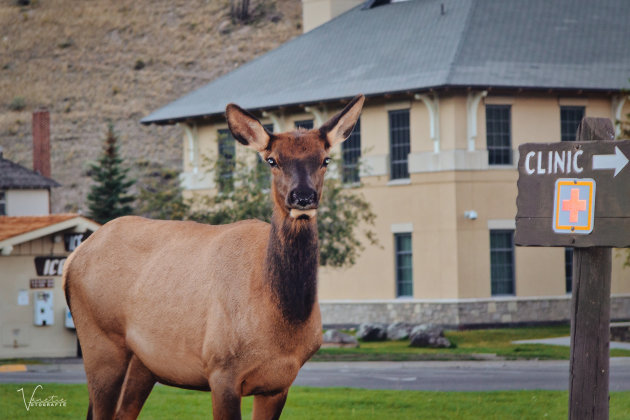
left=190, top=148, right=378, bottom=268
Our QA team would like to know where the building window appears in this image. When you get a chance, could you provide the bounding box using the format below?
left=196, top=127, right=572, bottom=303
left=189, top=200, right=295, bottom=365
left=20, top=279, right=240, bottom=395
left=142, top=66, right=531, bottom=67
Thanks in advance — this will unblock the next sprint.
left=389, top=109, right=410, bottom=180
left=561, top=106, right=585, bottom=142
left=395, top=232, right=413, bottom=297
left=262, top=123, right=274, bottom=134
left=217, top=129, right=235, bottom=191
left=490, top=230, right=515, bottom=295
left=486, top=105, right=512, bottom=165
left=565, top=247, right=573, bottom=293
left=342, top=117, right=361, bottom=184
left=0, top=191, right=5, bottom=215
left=295, top=119, right=313, bottom=130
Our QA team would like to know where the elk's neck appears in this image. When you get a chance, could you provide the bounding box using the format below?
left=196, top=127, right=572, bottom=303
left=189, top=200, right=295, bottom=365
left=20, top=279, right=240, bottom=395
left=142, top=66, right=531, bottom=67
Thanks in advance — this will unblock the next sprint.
left=265, top=211, right=319, bottom=325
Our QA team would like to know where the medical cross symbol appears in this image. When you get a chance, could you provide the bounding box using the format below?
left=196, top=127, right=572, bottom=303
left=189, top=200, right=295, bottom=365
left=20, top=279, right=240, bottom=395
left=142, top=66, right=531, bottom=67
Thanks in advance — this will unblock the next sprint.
left=552, top=178, right=596, bottom=235
left=562, top=188, right=587, bottom=223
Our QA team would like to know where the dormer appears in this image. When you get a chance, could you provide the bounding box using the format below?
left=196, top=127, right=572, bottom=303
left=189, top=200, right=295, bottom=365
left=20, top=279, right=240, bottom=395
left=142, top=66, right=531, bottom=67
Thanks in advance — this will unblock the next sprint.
left=301, top=0, right=364, bottom=33
left=0, top=110, right=59, bottom=216
left=0, top=150, right=59, bottom=216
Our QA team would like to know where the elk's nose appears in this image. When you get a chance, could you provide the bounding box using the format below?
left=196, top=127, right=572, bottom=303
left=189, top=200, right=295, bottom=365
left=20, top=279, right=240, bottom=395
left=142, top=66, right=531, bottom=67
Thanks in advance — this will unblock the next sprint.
left=289, top=188, right=317, bottom=208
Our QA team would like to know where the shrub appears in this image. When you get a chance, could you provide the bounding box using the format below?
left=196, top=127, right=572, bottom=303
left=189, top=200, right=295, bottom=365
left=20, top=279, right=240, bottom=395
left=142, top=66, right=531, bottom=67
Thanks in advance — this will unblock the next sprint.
left=8, top=97, right=26, bottom=111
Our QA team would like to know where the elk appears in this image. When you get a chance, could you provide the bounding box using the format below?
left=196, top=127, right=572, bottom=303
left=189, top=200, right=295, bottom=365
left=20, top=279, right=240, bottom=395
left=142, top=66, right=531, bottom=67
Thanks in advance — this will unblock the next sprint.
left=63, top=94, right=365, bottom=419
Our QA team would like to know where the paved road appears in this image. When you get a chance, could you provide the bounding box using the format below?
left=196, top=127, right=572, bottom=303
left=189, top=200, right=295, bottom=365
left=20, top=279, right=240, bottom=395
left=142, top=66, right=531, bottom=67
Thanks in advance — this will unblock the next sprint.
left=2, top=358, right=630, bottom=391
left=296, top=359, right=630, bottom=391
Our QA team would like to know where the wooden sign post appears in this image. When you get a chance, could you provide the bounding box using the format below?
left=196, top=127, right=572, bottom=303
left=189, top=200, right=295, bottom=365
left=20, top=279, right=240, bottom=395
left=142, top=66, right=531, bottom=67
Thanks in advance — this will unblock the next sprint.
left=515, top=117, right=624, bottom=420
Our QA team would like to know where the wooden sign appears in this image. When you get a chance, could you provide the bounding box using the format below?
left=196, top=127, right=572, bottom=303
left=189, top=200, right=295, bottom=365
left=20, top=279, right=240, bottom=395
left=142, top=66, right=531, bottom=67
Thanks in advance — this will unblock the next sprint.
left=34, top=256, right=67, bottom=276
left=30, top=278, right=54, bottom=288
left=515, top=137, right=630, bottom=247
left=517, top=118, right=619, bottom=420
left=64, top=233, right=86, bottom=252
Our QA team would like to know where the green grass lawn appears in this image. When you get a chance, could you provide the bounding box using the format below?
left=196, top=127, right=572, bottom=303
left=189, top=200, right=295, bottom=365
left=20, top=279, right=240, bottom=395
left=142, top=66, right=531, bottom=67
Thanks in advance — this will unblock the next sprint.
left=2, top=384, right=630, bottom=419
left=313, top=325, right=630, bottom=361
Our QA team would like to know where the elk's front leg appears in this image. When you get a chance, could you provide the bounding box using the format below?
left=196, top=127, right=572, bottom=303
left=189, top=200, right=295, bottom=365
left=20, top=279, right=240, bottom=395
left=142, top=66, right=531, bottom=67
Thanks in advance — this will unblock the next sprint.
left=252, top=390, right=289, bottom=420
left=209, top=373, right=242, bottom=420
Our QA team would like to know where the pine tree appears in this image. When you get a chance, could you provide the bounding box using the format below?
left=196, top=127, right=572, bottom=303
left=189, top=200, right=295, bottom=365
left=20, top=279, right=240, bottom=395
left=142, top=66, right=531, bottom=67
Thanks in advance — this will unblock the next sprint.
left=86, top=124, right=135, bottom=224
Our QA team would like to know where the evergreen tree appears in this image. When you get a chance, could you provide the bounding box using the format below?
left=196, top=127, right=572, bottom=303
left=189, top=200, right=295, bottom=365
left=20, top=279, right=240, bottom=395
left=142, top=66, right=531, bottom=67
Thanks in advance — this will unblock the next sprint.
left=136, top=164, right=189, bottom=220
left=86, top=124, right=135, bottom=224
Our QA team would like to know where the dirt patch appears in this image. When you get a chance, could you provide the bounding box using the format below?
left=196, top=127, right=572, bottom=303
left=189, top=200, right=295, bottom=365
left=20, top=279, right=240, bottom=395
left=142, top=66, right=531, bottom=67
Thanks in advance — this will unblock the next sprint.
left=0, top=0, right=301, bottom=213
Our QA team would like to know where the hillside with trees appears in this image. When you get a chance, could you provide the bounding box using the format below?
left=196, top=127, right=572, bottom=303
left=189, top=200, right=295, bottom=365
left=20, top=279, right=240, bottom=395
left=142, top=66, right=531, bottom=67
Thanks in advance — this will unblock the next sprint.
left=0, top=0, right=302, bottom=213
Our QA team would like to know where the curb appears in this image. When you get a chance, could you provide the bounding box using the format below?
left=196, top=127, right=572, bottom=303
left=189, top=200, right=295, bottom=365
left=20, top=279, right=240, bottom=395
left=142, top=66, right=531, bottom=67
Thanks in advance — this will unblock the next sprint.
left=0, top=364, right=27, bottom=373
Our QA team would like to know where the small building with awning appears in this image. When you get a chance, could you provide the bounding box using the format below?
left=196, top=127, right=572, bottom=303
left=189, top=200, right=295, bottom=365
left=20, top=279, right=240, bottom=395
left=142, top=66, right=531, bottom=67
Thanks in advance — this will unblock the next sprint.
left=0, top=214, right=100, bottom=358
left=1, top=146, right=100, bottom=358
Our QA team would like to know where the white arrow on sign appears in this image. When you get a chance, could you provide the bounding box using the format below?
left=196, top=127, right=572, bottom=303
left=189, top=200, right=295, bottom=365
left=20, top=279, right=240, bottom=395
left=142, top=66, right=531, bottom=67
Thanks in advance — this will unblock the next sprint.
left=592, top=146, right=629, bottom=177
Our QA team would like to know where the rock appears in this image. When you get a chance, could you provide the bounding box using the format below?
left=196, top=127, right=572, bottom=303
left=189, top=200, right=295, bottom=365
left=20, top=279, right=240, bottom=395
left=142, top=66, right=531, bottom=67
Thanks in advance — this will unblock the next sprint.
left=409, top=324, right=451, bottom=348
left=386, top=322, right=413, bottom=341
left=357, top=323, right=387, bottom=341
left=321, top=329, right=359, bottom=348
left=217, top=20, right=231, bottom=34
left=268, top=13, right=283, bottom=23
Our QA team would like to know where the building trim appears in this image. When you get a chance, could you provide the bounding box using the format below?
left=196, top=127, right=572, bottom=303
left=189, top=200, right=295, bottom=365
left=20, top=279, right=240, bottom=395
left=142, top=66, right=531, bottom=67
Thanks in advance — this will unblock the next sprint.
left=487, top=219, right=516, bottom=230
left=466, top=90, right=488, bottom=152
left=320, top=294, right=630, bottom=326
left=262, top=111, right=285, bottom=132
left=390, top=222, right=413, bottom=233
left=558, top=97, right=589, bottom=107
left=408, top=149, right=489, bottom=173
left=612, top=95, right=629, bottom=137
left=319, top=294, right=630, bottom=305
left=183, top=123, right=199, bottom=174
left=387, top=178, right=411, bottom=186
left=304, top=106, right=327, bottom=127
left=414, top=93, right=440, bottom=154
left=484, top=96, right=515, bottom=105
left=384, top=101, right=411, bottom=111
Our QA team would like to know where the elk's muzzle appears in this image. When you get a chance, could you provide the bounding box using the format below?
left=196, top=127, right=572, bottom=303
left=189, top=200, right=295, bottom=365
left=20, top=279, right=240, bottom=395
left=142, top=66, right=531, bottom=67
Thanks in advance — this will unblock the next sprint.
left=288, top=188, right=318, bottom=219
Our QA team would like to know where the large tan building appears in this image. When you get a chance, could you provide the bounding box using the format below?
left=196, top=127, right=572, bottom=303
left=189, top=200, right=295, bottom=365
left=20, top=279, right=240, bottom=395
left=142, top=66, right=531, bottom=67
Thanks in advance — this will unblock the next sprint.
left=143, top=0, right=630, bottom=326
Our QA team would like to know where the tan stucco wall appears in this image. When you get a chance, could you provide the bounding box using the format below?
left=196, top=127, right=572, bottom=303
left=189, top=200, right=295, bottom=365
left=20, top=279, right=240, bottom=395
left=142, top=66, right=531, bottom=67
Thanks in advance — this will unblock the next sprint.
left=180, top=93, right=630, bottom=303
left=0, top=236, right=76, bottom=358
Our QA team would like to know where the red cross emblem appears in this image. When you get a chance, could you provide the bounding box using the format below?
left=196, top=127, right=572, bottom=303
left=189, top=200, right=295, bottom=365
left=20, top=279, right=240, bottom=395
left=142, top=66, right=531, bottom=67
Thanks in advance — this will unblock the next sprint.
left=553, top=178, right=596, bottom=234
left=561, top=188, right=587, bottom=223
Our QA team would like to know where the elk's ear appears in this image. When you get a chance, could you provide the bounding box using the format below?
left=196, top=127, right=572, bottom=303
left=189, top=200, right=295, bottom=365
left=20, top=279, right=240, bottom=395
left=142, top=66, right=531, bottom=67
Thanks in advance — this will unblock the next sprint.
left=319, top=94, right=365, bottom=149
left=225, top=104, right=271, bottom=152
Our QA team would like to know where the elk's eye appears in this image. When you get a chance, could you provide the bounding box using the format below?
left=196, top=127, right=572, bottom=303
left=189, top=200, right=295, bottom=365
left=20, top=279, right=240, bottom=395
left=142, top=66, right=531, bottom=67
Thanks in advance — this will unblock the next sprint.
left=267, top=157, right=278, bottom=167
left=323, top=157, right=331, bottom=167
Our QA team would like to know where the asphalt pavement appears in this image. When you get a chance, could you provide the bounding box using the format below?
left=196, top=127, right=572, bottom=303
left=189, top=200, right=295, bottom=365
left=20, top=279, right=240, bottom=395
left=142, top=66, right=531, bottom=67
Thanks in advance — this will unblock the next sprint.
left=2, top=358, right=630, bottom=391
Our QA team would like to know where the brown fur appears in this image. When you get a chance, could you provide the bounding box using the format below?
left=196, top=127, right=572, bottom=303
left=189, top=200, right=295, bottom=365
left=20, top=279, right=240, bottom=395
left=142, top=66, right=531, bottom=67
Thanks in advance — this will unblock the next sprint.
left=63, top=94, right=364, bottom=419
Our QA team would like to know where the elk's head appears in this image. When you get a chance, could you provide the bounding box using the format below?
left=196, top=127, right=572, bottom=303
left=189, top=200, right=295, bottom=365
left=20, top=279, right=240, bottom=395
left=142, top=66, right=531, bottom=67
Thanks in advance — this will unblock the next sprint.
left=226, top=94, right=364, bottom=221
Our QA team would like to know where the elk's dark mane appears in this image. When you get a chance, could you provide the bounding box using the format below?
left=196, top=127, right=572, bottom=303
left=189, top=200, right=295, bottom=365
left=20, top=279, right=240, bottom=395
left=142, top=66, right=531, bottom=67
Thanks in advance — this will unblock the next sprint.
left=265, top=212, right=318, bottom=324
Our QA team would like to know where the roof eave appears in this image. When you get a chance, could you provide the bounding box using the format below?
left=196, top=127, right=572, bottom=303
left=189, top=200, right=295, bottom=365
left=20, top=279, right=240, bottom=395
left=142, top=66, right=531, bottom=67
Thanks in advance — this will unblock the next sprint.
left=140, top=84, right=625, bottom=127
left=0, top=216, right=100, bottom=251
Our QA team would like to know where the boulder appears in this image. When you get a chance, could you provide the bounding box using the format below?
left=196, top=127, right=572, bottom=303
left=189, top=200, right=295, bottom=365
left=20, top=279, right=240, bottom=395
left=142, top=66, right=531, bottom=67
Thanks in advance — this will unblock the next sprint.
left=386, top=322, right=413, bottom=341
left=321, top=329, right=359, bottom=348
left=357, top=323, right=388, bottom=341
left=409, top=324, right=451, bottom=348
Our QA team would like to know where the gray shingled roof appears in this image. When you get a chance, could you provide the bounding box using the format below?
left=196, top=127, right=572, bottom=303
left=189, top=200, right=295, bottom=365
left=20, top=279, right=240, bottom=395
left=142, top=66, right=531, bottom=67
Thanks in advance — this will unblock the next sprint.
left=0, top=155, right=60, bottom=189
left=142, top=0, right=630, bottom=125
